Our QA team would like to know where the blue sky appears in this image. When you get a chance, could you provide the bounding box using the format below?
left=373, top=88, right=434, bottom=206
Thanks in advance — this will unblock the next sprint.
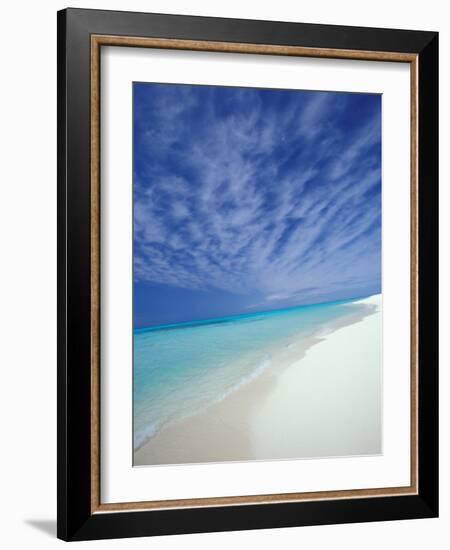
left=133, top=83, right=381, bottom=328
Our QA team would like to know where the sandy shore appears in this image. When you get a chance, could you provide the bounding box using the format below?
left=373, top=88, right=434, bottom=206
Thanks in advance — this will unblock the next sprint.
left=134, top=295, right=382, bottom=466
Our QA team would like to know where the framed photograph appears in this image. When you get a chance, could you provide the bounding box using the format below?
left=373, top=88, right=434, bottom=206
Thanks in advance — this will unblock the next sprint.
left=57, top=8, right=438, bottom=541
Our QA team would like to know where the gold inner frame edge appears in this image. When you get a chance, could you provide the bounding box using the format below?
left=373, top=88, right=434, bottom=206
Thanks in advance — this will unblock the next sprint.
left=90, top=34, right=419, bottom=514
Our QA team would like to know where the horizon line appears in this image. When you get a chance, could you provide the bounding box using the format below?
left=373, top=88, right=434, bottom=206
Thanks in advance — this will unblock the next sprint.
left=134, top=292, right=380, bottom=334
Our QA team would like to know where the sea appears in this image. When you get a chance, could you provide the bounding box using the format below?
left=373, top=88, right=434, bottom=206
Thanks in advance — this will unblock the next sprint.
left=133, top=297, right=369, bottom=451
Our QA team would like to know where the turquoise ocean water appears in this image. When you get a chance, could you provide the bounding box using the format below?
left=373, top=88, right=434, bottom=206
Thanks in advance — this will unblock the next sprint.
left=133, top=298, right=368, bottom=451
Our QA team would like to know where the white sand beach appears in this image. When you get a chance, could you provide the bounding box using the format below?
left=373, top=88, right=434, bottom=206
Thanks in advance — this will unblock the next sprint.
left=134, top=295, right=382, bottom=466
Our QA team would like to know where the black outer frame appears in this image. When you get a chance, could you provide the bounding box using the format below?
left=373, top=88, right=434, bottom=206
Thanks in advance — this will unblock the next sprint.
left=57, top=7, right=438, bottom=542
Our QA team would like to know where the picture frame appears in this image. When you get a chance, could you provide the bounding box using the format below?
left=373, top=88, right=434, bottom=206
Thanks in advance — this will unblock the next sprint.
left=57, top=7, right=438, bottom=541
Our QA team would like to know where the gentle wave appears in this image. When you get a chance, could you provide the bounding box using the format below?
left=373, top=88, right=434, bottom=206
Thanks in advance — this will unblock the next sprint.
left=134, top=356, right=272, bottom=452
left=134, top=422, right=160, bottom=451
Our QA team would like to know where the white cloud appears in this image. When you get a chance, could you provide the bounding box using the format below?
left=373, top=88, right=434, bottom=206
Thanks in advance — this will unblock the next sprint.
left=133, top=85, right=381, bottom=307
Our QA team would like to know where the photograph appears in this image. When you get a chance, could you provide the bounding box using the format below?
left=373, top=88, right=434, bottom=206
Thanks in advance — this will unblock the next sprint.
left=132, top=82, right=383, bottom=467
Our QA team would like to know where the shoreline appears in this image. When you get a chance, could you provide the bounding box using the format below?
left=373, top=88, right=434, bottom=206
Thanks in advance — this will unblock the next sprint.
left=134, top=295, right=382, bottom=466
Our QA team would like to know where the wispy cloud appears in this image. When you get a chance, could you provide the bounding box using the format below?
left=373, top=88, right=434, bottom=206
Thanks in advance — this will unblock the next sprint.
left=133, top=84, right=381, bottom=310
